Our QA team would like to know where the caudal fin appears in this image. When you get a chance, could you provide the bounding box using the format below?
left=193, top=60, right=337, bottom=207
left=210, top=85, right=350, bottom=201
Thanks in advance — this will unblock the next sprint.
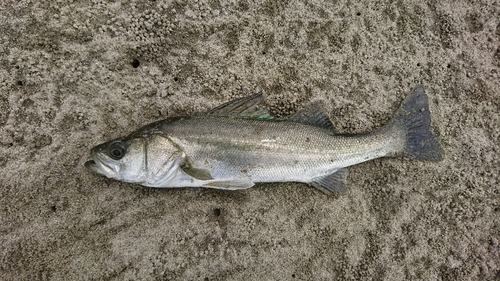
left=394, top=85, right=444, bottom=162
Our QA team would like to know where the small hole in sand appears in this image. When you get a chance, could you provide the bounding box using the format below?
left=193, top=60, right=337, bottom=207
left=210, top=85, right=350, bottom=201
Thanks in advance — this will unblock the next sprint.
left=132, top=59, right=140, bottom=68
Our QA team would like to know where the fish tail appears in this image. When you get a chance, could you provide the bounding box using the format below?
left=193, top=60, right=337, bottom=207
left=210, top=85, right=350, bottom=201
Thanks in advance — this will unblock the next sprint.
left=393, top=85, right=444, bottom=162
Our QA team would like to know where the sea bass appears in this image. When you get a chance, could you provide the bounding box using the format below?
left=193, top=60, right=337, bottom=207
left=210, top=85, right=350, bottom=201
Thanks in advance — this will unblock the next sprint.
left=85, top=85, right=443, bottom=193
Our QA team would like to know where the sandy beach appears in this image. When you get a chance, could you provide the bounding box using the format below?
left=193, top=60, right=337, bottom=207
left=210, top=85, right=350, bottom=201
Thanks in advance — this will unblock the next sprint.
left=1, top=0, right=499, bottom=280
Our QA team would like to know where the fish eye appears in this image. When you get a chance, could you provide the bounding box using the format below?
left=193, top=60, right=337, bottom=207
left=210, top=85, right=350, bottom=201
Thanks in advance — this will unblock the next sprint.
left=108, top=142, right=125, bottom=160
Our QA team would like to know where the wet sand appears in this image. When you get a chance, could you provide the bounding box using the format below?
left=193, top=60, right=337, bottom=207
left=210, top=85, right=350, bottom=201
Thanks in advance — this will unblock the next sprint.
left=1, top=0, right=499, bottom=280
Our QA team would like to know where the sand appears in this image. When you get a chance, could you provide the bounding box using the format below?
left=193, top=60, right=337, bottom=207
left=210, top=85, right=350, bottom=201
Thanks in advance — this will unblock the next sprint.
left=1, top=0, right=499, bottom=280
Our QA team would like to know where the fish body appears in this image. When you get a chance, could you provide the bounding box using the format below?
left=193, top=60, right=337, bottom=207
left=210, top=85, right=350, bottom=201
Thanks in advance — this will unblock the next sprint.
left=85, top=86, right=443, bottom=193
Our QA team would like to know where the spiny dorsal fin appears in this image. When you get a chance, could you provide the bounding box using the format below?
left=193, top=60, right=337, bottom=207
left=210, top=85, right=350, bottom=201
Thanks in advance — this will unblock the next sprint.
left=289, top=102, right=335, bottom=130
left=206, top=93, right=274, bottom=120
left=309, top=168, right=348, bottom=194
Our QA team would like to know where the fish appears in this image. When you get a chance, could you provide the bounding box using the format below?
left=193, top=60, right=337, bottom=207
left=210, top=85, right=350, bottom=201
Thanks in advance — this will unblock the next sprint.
left=85, top=85, right=443, bottom=193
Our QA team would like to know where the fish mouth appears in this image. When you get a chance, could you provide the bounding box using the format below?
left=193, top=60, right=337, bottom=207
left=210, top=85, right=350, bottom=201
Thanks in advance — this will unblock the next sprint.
left=85, top=160, right=97, bottom=171
left=85, top=151, right=118, bottom=178
left=85, top=157, right=108, bottom=175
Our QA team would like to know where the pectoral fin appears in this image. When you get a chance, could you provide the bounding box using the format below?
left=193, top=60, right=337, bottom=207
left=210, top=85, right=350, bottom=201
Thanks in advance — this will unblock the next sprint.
left=203, top=179, right=255, bottom=190
left=310, top=168, right=348, bottom=194
left=181, top=165, right=214, bottom=180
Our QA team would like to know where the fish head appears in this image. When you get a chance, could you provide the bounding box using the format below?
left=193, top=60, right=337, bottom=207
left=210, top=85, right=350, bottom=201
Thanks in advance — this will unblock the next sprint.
left=85, top=136, right=148, bottom=183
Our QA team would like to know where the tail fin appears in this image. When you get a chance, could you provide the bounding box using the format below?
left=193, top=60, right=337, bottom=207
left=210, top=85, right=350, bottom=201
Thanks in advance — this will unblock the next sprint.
left=394, top=85, right=444, bottom=162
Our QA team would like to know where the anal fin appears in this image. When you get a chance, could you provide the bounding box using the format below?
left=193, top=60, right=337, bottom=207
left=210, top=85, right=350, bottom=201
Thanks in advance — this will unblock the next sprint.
left=309, top=168, right=348, bottom=194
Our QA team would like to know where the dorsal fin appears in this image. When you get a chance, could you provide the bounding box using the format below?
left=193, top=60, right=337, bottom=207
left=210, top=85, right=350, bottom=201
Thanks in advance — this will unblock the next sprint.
left=289, top=102, right=334, bottom=130
left=206, top=93, right=274, bottom=119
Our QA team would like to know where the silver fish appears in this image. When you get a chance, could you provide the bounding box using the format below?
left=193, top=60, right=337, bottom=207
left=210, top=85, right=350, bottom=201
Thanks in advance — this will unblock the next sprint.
left=85, top=85, right=443, bottom=193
